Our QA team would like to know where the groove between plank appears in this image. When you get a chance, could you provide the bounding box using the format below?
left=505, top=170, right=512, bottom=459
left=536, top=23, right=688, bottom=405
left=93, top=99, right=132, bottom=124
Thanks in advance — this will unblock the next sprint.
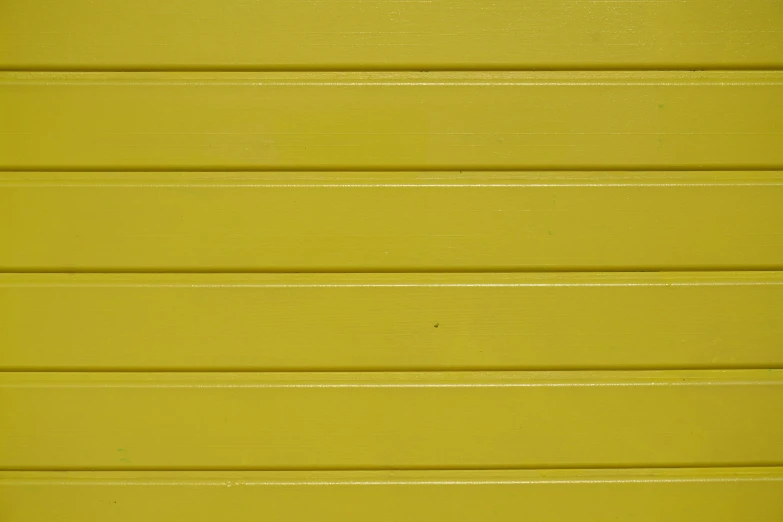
left=5, top=370, right=779, bottom=386
left=5, top=67, right=783, bottom=73
left=2, top=466, right=783, bottom=475
left=4, top=166, right=783, bottom=173
left=3, top=267, right=783, bottom=274
left=4, top=467, right=783, bottom=482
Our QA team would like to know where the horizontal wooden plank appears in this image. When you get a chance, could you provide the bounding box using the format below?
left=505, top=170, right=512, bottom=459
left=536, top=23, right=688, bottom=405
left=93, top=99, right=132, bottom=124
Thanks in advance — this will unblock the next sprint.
left=1, top=72, right=781, bottom=169
left=2, top=370, right=781, bottom=469
left=2, top=469, right=781, bottom=522
left=1, top=0, right=781, bottom=70
left=2, top=272, right=781, bottom=371
left=2, top=172, right=782, bottom=271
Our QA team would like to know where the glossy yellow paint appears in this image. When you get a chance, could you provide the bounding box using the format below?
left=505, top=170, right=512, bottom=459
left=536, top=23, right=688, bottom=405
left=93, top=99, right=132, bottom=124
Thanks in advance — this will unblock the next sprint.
left=1, top=0, right=781, bottom=69
left=1, top=72, right=782, bottom=169
left=1, top=370, right=781, bottom=470
left=2, top=469, right=782, bottom=522
left=2, top=272, right=782, bottom=371
left=2, top=172, right=782, bottom=271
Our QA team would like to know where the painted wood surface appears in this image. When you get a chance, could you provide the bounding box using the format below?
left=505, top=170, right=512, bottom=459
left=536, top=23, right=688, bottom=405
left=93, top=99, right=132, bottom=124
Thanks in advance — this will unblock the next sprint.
left=3, top=172, right=782, bottom=271
left=2, top=0, right=781, bottom=518
left=1, top=72, right=781, bottom=170
left=2, top=370, right=781, bottom=469
left=2, top=469, right=782, bottom=522
left=2, top=272, right=781, bottom=371
left=1, top=0, right=781, bottom=69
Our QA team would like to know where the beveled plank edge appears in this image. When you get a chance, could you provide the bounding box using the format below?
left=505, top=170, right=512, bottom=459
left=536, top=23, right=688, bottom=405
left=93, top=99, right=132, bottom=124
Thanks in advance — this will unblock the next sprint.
left=2, top=70, right=783, bottom=83
left=1, top=467, right=782, bottom=485
left=2, top=369, right=781, bottom=387
left=3, top=171, right=783, bottom=185
left=1, top=271, right=781, bottom=287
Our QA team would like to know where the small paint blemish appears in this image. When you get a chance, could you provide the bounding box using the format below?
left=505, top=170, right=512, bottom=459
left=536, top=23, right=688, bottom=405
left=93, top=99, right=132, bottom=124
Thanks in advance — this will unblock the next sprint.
left=659, top=104, right=664, bottom=109
left=434, top=323, right=439, bottom=328
left=118, top=448, right=129, bottom=463
left=548, top=231, right=553, bottom=236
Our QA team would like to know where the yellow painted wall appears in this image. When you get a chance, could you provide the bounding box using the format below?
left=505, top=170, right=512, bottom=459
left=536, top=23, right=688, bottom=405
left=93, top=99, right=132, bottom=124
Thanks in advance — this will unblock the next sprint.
left=1, top=1, right=782, bottom=520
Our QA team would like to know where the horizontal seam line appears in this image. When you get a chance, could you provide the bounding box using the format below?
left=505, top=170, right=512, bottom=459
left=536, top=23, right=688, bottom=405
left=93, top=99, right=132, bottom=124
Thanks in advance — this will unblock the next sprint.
left=2, top=366, right=782, bottom=373
left=3, top=167, right=783, bottom=173
left=3, top=464, right=783, bottom=473
left=3, top=268, right=783, bottom=274
left=3, top=68, right=783, bottom=73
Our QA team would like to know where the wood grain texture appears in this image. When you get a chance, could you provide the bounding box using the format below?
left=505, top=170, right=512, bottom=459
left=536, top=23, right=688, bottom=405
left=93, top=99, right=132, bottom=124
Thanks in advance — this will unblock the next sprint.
left=1, top=0, right=781, bottom=70
left=2, top=272, right=781, bottom=371
left=2, top=469, right=782, bottom=522
left=1, top=72, right=782, bottom=170
left=2, top=172, right=781, bottom=271
left=2, top=370, right=781, bottom=470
